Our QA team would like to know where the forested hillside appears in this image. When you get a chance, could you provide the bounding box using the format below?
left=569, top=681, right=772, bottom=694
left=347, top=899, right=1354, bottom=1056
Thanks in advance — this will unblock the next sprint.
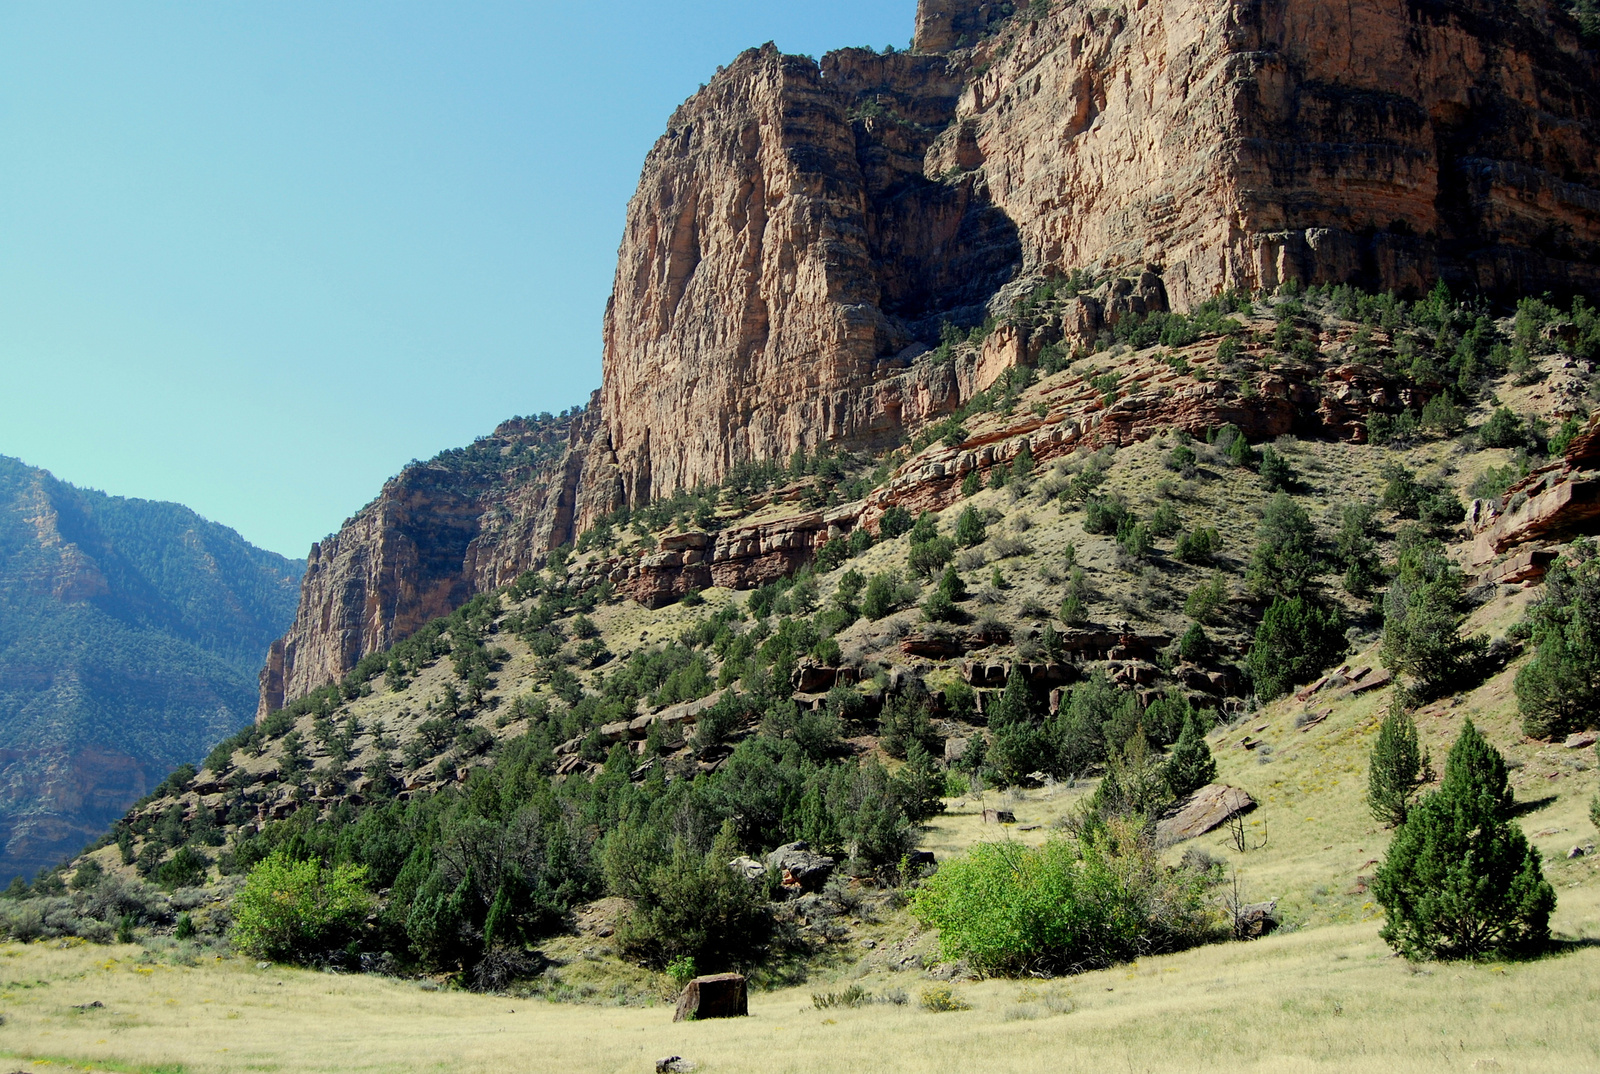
left=0, top=456, right=303, bottom=882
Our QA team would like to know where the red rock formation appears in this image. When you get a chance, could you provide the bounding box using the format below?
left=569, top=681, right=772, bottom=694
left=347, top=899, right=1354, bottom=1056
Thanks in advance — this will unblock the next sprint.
left=1470, top=413, right=1600, bottom=564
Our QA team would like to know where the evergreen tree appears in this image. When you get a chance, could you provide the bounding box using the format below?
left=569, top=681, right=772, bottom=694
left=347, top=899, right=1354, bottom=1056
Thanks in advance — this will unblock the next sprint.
left=1373, top=721, right=1554, bottom=960
left=1246, top=595, right=1346, bottom=700
left=955, top=505, right=987, bottom=547
left=1165, top=713, right=1217, bottom=798
left=1514, top=538, right=1600, bottom=739
left=1246, top=493, right=1319, bottom=599
left=1366, top=702, right=1430, bottom=827
left=1381, top=530, right=1483, bottom=698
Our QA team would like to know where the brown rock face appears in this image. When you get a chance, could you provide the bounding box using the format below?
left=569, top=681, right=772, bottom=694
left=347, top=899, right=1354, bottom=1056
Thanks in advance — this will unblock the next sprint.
left=600, top=0, right=1599, bottom=499
left=950, top=0, right=1599, bottom=306
left=258, top=401, right=618, bottom=718
left=599, top=42, right=1021, bottom=508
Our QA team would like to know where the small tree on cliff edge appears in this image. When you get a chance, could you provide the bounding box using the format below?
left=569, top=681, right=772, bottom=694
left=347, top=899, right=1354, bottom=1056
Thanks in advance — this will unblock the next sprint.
left=1373, top=720, right=1554, bottom=960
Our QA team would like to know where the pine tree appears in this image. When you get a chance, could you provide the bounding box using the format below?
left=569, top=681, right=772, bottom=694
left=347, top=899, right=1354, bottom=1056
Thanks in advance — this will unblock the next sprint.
left=955, top=505, right=987, bottom=547
left=1165, top=713, right=1217, bottom=798
left=1372, top=721, right=1553, bottom=960
left=1366, top=702, right=1430, bottom=827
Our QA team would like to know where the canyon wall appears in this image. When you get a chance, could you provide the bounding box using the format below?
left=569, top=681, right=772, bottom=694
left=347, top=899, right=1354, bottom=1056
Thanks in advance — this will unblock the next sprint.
left=260, top=0, right=1600, bottom=712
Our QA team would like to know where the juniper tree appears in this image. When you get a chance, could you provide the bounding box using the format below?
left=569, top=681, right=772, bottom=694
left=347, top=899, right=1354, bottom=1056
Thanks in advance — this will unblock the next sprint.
left=1373, top=720, right=1554, bottom=960
left=1165, top=712, right=1217, bottom=798
left=1366, top=702, right=1431, bottom=828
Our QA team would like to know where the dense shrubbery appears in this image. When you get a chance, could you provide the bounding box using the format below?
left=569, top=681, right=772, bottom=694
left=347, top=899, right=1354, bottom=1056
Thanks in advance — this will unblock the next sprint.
left=912, top=818, right=1215, bottom=976
left=1380, top=529, right=1485, bottom=700
left=1246, top=596, right=1346, bottom=701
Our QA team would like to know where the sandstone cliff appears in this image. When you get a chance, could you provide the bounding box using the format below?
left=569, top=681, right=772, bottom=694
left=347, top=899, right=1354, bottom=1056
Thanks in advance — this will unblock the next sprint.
left=260, top=0, right=1600, bottom=713
left=258, top=399, right=618, bottom=717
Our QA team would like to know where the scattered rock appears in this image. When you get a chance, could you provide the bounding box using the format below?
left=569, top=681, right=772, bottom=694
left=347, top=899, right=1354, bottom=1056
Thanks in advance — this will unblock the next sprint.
left=1568, top=845, right=1593, bottom=859
left=765, top=841, right=835, bottom=892
left=982, top=808, right=1017, bottom=824
left=1564, top=731, right=1598, bottom=750
left=70, top=1001, right=104, bottom=1010
left=1156, top=784, right=1257, bottom=845
left=656, top=1056, right=695, bottom=1073
left=1233, top=900, right=1279, bottom=939
left=727, top=855, right=766, bottom=881
left=673, top=973, right=748, bottom=1022
left=255, top=961, right=271, bottom=970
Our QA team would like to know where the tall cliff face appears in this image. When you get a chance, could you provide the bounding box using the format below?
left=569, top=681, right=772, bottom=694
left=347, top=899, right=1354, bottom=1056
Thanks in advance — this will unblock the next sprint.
left=258, top=400, right=617, bottom=717
left=260, top=0, right=1599, bottom=713
left=956, top=0, right=1600, bottom=307
left=597, top=0, right=1600, bottom=500
left=598, top=43, right=1022, bottom=509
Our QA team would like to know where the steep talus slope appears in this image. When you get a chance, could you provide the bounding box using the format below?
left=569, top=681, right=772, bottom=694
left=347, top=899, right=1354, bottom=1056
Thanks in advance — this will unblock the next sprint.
left=258, top=0, right=1599, bottom=713
left=0, top=457, right=302, bottom=881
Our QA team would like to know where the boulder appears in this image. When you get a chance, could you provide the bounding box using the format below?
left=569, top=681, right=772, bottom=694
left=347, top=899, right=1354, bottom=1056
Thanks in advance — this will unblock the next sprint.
left=1564, top=731, right=1598, bottom=750
left=982, top=808, right=1017, bottom=824
left=727, top=855, right=765, bottom=881
left=673, top=973, right=747, bottom=1022
left=1233, top=900, right=1279, bottom=939
left=1155, top=784, right=1256, bottom=845
left=765, top=841, right=835, bottom=892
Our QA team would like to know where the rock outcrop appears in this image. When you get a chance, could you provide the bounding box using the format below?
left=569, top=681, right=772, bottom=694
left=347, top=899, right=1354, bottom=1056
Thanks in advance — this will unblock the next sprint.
left=1470, top=412, right=1600, bottom=564
left=260, top=0, right=1600, bottom=712
left=258, top=401, right=618, bottom=718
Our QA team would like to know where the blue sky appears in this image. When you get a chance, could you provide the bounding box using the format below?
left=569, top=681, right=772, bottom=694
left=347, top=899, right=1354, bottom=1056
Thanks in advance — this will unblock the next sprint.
left=0, top=1, right=915, bottom=558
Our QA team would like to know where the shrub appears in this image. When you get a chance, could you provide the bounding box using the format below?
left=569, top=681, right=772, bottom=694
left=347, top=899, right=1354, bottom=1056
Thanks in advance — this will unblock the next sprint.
left=156, top=846, right=210, bottom=890
left=1246, top=493, right=1318, bottom=599
left=1381, top=531, right=1485, bottom=699
left=608, top=823, right=770, bottom=972
left=1177, top=622, right=1211, bottom=663
left=955, top=505, right=987, bottom=547
left=921, top=590, right=959, bottom=623
left=232, top=851, right=373, bottom=962
left=1173, top=527, right=1221, bottom=564
left=1366, top=702, right=1431, bottom=828
left=1515, top=538, right=1600, bottom=740
left=1478, top=407, right=1527, bottom=449
left=1373, top=721, right=1555, bottom=960
left=908, top=535, right=956, bottom=579
left=920, top=985, right=971, bottom=1012
left=1082, top=497, right=1127, bottom=535
left=1164, top=713, right=1217, bottom=798
left=1257, top=446, right=1295, bottom=492
left=861, top=571, right=912, bottom=620
left=1183, top=571, right=1228, bottom=623
left=1247, top=596, right=1346, bottom=701
left=911, top=819, right=1214, bottom=976
left=877, top=505, right=914, bottom=539
left=1421, top=394, right=1465, bottom=436
left=1165, top=444, right=1197, bottom=473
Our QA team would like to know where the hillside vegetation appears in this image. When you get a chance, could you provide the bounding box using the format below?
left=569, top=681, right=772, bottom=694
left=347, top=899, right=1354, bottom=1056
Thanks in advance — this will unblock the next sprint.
left=0, top=457, right=303, bottom=884
left=1, top=280, right=1598, bottom=1072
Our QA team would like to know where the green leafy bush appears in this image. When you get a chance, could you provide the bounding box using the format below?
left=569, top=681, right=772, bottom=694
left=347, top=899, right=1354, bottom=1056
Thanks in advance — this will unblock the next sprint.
left=1246, top=493, right=1319, bottom=599
left=955, top=506, right=987, bottom=547
left=231, top=851, right=373, bottom=962
left=911, top=819, right=1214, bottom=976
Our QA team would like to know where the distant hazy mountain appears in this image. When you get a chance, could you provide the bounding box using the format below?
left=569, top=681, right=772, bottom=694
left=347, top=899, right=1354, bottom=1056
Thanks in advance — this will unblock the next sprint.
left=0, top=455, right=303, bottom=882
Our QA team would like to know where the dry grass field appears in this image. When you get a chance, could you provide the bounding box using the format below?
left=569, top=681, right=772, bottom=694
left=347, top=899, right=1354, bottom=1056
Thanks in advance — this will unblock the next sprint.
left=0, top=923, right=1597, bottom=1074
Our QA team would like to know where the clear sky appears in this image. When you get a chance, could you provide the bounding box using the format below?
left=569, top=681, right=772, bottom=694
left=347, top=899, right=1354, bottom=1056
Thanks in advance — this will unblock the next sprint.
left=0, top=1, right=915, bottom=559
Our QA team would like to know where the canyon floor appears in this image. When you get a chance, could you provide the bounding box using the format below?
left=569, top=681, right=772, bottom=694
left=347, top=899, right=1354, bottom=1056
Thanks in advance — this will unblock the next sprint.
left=0, top=918, right=1596, bottom=1074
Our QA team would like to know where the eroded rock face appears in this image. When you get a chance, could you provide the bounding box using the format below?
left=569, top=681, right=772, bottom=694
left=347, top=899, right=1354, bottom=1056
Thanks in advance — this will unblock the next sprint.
left=259, top=401, right=618, bottom=717
left=1470, top=413, right=1600, bottom=563
left=950, top=0, right=1600, bottom=307
left=599, top=42, right=1021, bottom=508
left=602, top=0, right=1599, bottom=499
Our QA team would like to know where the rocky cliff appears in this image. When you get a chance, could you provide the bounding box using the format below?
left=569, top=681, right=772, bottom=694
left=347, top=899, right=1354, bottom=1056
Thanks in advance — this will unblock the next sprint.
left=257, top=400, right=618, bottom=718
left=260, top=0, right=1600, bottom=713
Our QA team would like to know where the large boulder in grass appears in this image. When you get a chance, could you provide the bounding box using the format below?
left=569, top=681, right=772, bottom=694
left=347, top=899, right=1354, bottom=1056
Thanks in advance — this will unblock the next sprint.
left=673, top=973, right=748, bottom=1021
left=1156, top=784, right=1256, bottom=846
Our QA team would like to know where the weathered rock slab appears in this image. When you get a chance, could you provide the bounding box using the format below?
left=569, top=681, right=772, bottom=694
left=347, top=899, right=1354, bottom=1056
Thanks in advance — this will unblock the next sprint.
left=673, top=973, right=748, bottom=1022
left=1156, top=784, right=1256, bottom=846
